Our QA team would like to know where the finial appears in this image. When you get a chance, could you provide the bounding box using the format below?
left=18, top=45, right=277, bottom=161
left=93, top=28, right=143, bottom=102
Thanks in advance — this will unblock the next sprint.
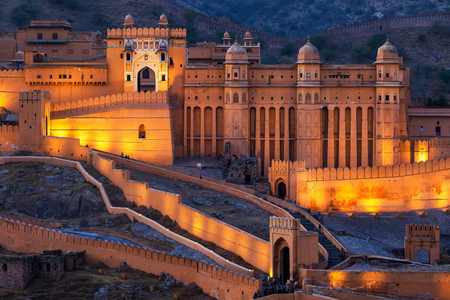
left=235, top=34, right=238, bottom=42
left=307, top=35, right=310, bottom=41
left=386, top=34, right=389, bottom=42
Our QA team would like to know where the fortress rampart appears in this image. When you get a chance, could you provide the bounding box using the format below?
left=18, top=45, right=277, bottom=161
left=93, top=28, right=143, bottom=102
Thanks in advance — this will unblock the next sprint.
left=0, top=215, right=261, bottom=299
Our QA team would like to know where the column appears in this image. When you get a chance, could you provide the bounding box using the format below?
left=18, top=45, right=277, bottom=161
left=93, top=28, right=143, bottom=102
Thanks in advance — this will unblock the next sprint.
left=350, top=106, right=357, bottom=168
left=327, top=107, right=334, bottom=168
left=284, top=107, right=290, bottom=161
left=190, top=107, right=194, bottom=156
left=339, top=107, right=346, bottom=167
left=256, top=107, right=261, bottom=175
left=275, top=107, right=280, bottom=160
left=361, top=106, right=368, bottom=167
left=212, top=107, right=217, bottom=156
left=200, top=107, right=205, bottom=157
left=265, top=106, right=270, bottom=176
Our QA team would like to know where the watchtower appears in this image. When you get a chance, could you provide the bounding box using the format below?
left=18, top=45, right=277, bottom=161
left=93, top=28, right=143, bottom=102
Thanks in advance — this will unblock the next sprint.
left=404, top=224, right=440, bottom=265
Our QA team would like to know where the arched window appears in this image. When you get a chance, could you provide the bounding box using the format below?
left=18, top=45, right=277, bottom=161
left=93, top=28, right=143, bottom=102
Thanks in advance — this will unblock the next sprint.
left=226, top=93, right=230, bottom=103
left=298, top=94, right=302, bottom=104
left=233, top=93, right=239, bottom=103
left=139, top=124, right=146, bottom=139
left=305, top=94, right=311, bottom=104
left=242, top=93, right=247, bottom=103
left=314, top=94, right=318, bottom=103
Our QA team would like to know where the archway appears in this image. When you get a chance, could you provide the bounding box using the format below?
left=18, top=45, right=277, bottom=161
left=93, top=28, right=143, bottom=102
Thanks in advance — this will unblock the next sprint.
left=414, top=249, right=430, bottom=264
left=272, top=238, right=290, bottom=282
left=137, top=67, right=155, bottom=92
left=139, top=124, right=146, bottom=139
left=278, top=182, right=286, bottom=199
left=281, top=246, right=290, bottom=284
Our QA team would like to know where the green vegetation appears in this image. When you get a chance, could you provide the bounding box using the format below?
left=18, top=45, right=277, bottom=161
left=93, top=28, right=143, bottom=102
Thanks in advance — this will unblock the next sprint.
left=183, top=11, right=199, bottom=43
left=320, top=49, right=336, bottom=61
left=280, top=43, right=295, bottom=56
left=309, top=36, right=327, bottom=50
left=425, top=97, right=449, bottom=106
left=10, top=1, right=42, bottom=26
left=438, top=70, right=450, bottom=84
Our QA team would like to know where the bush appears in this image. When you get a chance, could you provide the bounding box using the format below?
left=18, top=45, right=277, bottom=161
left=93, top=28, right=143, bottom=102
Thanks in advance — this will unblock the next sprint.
left=280, top=43, right=295, bottom=56
left=431, top=21, right=442, bottom=36
left=417, top=34, right=426, bottom=43
left=92, top=12, right=104, bottom=26
left=367, top=34, right=387, bottom=50
left=261, top=55, right=277, bottom=64
left=438, top=70, right=450, bottom=84
left=351, top=47, right=365, bottom=63
left=424, top=64, right=436, bottom=78
left=309, top=35, right=327, bottom=50
left=66, top=0, right=79, bottom=10
left=10, top=2, right=42, bottom=26
left=320, top=49, right=336, bottom=61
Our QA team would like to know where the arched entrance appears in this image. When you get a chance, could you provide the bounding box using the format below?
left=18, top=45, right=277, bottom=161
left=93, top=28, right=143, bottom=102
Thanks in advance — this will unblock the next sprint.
left=272, top=238, right=291, bottom=282
left=137, top=67, right=155, bottom=92
left=414, top=249, right=430, bottom=264
left=277, top=181, right=286, bottom=200
left=281, top=246, right=290, bottom=284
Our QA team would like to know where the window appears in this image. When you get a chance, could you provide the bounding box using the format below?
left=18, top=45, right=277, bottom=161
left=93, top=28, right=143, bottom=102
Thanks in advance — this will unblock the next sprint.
left=307, top=73, right=310, bottom=78
left=437, top=121, right=440, bottom=125
left=195, top=75, right=197, bottom=78
left=281, top=75, right=283, bottom=78
left=37, top=33, right=43, bottom=39
left=394, top=95, right=397, bottom=102
left=386, top=73, right=389, bottom=78
left=49, top=75, right=52, bottom=79
left=291, top=75, right=293, bottom=78
left=378, top=73, right=381, bottom=78
left=2, top=264, right=6, bottom=272
left=59, top=74, right=62, bottom=79
left=52, top=33, right=58, bottom=40
left=315, top=73, right=317, bottom=78
left=378, top=95, right=381, bottom=101
left=358, top=74, right=361, bottom=79
left=436, top=126, right=441, bottom=136
left=234, top=72, right=238, bottom=78
left=195, top=96, right=198, bottom=100
left=90, top=74, right=93, bottom=79
left=127, top=75, right=131, bottom=81
left=120, top=54, right=123, bottom=59
left=420, top=126, right=424, bottom=132
left=67, top=49, right=74, bottom=55
left=63, top=74, right=67, bottom=79
left=161, top=53, right=166, bottom=61
left=37, top=75, right=41, bottom=79
left=207, top=96, right=210, bottom=100
left=261, top=75, right=264, bottom=78
left=219, top=96, right=222, bottom=100
left=144, top=55, right=148, bottom=60
left=385, top=95, right=389, bottom=102
left=270, top=75, right=274, bottom=79
left=142, top=69, right=150, bottom=79
left=162, top=75, right=166, bottom=81
left=233, top=93, right=239, bottom=103
left=69, top=74, right=72, bottom=79
left=170, top=57, right=173, bottom=65
left=300, top=73, right=303, bottom=78
left=139, top=124, right=146, bottom=138
left=82, top=49, right=89, bottom=56
left=227, top=73, right=230, bottom=79
left=126, top=53, right=131, bottom=61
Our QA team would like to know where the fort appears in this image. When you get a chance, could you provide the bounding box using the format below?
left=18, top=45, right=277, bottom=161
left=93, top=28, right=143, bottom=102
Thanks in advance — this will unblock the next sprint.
left=0, top=12, right=450, bottom=300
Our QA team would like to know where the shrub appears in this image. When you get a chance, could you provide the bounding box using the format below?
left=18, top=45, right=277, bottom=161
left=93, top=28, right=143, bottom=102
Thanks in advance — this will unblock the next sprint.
left=309, top=35, right=327, bottom=50
left=320, top=49, right=336, bottom=61
left=367, top=34, right=386, bottom=50
left=431, top=21, right=442, bottom=36
left=438, top=70, right=450, bottom=84
left=10, top=2, right=42, bottom=26
left=280, top=43, right=295, bottom=56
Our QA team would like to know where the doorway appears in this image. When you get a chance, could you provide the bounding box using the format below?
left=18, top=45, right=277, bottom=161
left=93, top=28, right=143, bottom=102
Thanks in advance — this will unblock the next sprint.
left=281, top=246, right=290, bottom=283
left=137, top=67, right=155, bottom=92
left=278, top=182, right=286, bottom=199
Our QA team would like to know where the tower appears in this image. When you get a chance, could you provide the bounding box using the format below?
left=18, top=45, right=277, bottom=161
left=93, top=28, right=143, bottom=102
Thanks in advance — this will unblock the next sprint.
left=224, top=41, right=249, bottom=158
left=374, top=40, right=403, bottom=166
left=296, top=40, right=322, bottom=168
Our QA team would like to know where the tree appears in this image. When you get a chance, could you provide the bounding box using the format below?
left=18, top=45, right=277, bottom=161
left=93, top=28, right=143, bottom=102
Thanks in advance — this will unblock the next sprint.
left=367, top=34, right=386, bottom=50
left=10, top=2, right=42, bottom=26
left=431, top=21, right=442, bottom=36
left=438, top=70, right=450, bottom=84
left=351, top=47, right=365, bottom=63
left=183, top=11, right=199, bottom=43
left=320, top=49, right=336, bottom=62
left=280, top=43, right=295, bottom=56
left=92, top=12, right=104, bottom=26
left=310, top=35, right=327, bottom=50
left=424, top=65, right=435, bottom=78
left=218, top=16, right=231, bottom=23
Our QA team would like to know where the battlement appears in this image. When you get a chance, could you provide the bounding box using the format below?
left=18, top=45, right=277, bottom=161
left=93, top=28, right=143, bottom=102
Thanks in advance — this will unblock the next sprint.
left=270, top=216, right=296, bottom=229
left=107, top=28, right=186, bottom=39
left=50, top=91, right=169, bottom=118
left=269, top=160, right=305, bottom=174
left=406, top=224, right=440, bottom=239
left=0, top=70, right=24, bottom=78
left=0, top=215, right=261, bottom=290
left=19, top=90, right=51, bottom=101
left=0, top=125, right=19, bottom=133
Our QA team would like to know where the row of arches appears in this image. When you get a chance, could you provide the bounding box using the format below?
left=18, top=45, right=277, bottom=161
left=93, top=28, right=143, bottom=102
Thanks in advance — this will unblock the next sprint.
left=321, top=106, right=374, bottom=168
left=226, top=92, right=247, bottom=104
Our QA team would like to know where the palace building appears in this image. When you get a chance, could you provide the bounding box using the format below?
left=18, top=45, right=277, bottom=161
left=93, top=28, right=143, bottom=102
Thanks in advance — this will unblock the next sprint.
left=0, top=13, right=440, bottom=178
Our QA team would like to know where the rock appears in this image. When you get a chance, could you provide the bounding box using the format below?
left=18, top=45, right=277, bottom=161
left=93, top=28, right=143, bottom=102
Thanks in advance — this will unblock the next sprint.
left=164, top=274, right=174, bottom=284
left=79, top=218, right=89, bottom=228
left=45, top=166, right=54, bottom=172
left=159, top=272, right=165, bottom=281
left=187, top=282, right=203, bottom=295
left=213, top=211, right=223, bottom=220
left=192, top=197, right=205, bottom=205
left=118, top=262, right=132, bottom=272
left=52, top=167, right=62, bottom=174
left=113, top=214, right=131, bottom=226
left=233, top=202, right=247, bottom=208
left=446, top=67, right=450, bottom=71
left=175, top=280, right=183, bottom=287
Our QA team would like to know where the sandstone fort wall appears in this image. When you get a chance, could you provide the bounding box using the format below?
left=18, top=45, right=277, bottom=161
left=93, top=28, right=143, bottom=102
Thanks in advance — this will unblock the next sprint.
left=0, top=215, right=261, bottom=299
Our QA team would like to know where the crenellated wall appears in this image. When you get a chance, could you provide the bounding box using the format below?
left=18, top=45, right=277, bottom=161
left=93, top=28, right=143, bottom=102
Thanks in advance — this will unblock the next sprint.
left=0, top=124, right=19, bottom=151
left=270, top=157, right=450, bottom=211
left=107, top=27, right=186, bottom=39
left=0, top=215, right=262, bottom=299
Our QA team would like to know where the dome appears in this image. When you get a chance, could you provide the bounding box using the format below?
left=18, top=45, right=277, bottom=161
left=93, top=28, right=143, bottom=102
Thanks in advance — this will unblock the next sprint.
left=244, top=31, right=252, bottom=39
left=158, top=13, right=169, bottom=27
left=376, top=39, right=399, bottom=62
left=123, top=14, right=135, bottom=27
left=297, top=40, right=320, bottom=63
left=13, top=50, right=24, bottom=61
left=223, top=31, right=231, bottom=40
left=225, top=41, right=248, bottom=62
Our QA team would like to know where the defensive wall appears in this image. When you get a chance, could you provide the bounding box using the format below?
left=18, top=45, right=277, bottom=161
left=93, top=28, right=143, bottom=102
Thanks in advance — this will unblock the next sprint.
left=91, top=152, right=271, bottom=273
left=0, top=155, right=252, bottom=277
left=106, top=27, right=186, bottom=38
left=269, top=155, right=450, bottom=212
left=299, top=268, right=450, bottom=299
left=152, top=0, right=450, bottom=48
left=0, top=215, right=261, bottom=299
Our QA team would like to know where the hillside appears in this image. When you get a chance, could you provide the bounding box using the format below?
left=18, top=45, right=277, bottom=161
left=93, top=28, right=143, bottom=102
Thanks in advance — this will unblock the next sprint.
left=0, top=0, right=449, bottom=99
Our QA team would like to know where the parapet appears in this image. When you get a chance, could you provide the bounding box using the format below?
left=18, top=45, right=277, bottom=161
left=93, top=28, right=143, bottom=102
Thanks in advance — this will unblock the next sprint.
left=270, top=216, right=297, bottom=229
left=269, top=159, right=306, bottom=174
left=107, top=27, right=186, bottom=39
left=406, top=224, right=440, bottom=240
left=19, top=90, right=51, bottom=101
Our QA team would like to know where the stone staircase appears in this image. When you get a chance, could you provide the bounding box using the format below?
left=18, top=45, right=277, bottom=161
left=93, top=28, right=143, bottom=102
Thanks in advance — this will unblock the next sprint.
left=269, top=203, right=342, bottom=269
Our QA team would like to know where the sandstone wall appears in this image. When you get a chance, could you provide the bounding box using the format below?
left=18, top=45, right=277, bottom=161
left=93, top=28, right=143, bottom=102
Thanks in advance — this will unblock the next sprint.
left=0, top=216, right=261, bottom=299
left=0, top=124, right=19, bottom=151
